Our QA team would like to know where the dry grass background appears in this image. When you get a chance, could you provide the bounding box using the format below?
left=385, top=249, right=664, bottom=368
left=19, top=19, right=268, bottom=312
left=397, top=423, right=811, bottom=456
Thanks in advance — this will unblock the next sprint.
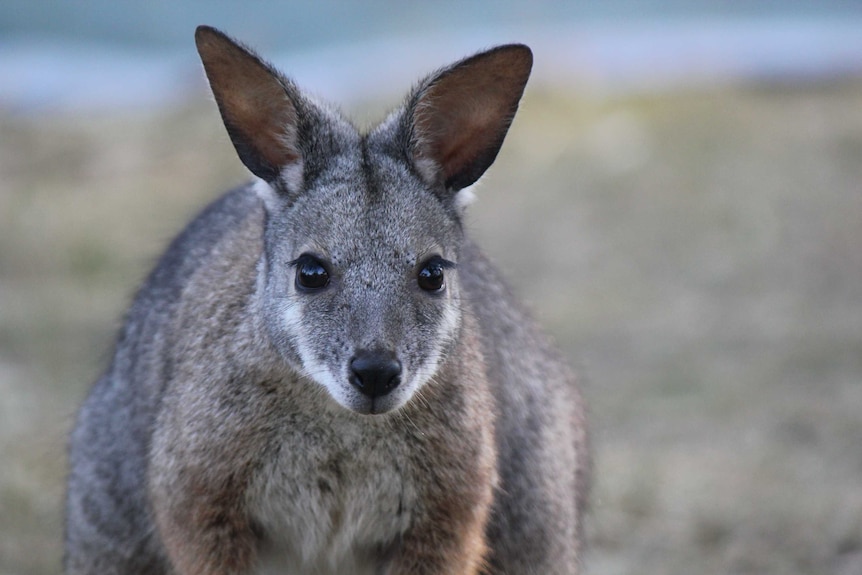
left=1, top=82, right=862, bottom=574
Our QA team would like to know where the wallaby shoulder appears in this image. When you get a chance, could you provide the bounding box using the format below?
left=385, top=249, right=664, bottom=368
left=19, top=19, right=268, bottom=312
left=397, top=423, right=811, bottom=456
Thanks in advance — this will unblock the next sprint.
left=100, top=184, right=269, bottom=415
left=461, top=243, right=589, bottom=571
left=65, top=185, right=266, bottom=572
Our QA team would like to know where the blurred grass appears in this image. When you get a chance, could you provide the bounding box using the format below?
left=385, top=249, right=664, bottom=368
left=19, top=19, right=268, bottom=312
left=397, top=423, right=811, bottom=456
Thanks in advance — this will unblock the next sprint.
left=2, top=82, right=861, bottom=575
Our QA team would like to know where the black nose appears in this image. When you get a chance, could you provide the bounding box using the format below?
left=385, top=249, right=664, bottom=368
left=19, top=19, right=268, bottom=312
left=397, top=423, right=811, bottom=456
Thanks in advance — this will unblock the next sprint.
left=349, top=351, right=402, bottom=399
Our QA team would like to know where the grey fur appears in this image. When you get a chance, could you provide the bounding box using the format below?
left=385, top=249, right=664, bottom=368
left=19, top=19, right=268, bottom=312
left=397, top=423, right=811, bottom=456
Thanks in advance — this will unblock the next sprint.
left=65, top=25, right=589, bottom=575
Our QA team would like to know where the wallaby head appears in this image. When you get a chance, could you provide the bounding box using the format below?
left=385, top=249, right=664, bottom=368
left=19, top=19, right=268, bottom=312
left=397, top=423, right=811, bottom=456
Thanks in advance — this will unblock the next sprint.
left=195, top=26, right=532, bottom=415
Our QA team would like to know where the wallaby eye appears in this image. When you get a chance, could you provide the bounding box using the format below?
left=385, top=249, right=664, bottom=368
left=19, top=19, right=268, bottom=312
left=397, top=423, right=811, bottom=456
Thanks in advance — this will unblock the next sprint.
left=292, top=255, right=330, bottom=291
left=417, top=258, right=448, bottom=292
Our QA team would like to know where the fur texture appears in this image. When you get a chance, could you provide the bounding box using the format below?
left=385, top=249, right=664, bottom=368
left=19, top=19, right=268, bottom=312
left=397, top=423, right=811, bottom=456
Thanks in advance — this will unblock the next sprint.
left=65, top=25, right=589, bottom=575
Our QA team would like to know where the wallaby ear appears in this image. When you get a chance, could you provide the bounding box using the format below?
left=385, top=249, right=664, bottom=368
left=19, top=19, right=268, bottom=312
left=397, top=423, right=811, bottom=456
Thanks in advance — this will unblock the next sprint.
left=195, top=25, right=302, bottom=185
left=407, top=44, right=532, bottom=192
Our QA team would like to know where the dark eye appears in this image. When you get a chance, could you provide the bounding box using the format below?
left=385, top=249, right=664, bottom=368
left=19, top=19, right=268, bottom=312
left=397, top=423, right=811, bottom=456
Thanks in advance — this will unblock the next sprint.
left=417, top=259, right=446, bottom=292
left=293, top=256, right=329, bottom=291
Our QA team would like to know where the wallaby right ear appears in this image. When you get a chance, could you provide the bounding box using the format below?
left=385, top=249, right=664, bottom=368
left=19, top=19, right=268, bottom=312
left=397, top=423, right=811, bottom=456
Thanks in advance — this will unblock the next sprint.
left=405, top=44, right=533, bottom=194
left=195, top=25, right=303, bottom=186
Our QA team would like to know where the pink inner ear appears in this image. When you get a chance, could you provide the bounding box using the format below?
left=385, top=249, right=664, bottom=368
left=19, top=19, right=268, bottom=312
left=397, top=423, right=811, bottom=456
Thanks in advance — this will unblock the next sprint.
left=410, top=45, right=532, bottom=190
left=437, top=121, right=498, bottom=182
left=197, top=28, right=301, bottom=177
left=223, top=76, right=301, bottom=168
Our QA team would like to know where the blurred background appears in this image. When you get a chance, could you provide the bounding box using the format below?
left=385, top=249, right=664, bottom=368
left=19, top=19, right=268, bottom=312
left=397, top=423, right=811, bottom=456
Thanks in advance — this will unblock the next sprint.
left=2, top=2, right=862, bottom=574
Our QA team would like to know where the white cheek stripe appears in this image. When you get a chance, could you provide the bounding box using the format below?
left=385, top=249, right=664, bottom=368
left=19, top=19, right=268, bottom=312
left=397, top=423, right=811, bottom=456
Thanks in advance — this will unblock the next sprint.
left=406, top=299, right=461, bottom=392
left=281, top=300, right=341, bottom=390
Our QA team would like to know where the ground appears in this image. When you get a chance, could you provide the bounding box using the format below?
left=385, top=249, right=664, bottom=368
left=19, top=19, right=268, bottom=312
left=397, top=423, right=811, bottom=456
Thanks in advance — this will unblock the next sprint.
left=1, top=82, right=861, bottom=574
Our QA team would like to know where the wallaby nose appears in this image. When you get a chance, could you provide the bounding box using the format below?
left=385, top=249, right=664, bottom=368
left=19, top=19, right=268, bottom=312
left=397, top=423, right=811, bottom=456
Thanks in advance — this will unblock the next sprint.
left=349, top=351, right=402, bottom=399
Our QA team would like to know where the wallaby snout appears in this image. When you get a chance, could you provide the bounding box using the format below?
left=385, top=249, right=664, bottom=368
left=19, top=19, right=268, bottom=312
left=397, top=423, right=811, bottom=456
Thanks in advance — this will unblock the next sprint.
left=349, top=350, right=402, bottom=400
left=64, top=26, right=589, bottom=575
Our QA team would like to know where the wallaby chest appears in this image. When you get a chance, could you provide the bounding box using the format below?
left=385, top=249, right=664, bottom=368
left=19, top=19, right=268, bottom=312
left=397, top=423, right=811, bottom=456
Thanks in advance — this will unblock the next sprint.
left=246, top=408, right=417, bottom=574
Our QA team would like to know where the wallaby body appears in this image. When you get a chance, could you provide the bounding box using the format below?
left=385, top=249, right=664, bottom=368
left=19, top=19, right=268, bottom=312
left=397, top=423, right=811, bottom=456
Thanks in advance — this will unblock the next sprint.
left=65, top=26, right=588, bottom=575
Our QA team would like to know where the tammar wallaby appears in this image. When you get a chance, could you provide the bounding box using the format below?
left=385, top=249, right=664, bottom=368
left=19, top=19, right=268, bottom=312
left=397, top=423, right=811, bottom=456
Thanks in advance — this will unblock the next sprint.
left=65, top=25, right=589, bottom=575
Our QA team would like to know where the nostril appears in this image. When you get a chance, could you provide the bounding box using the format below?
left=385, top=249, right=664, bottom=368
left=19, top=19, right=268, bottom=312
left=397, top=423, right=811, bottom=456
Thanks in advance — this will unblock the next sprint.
left=349, top=351, right=402, bottom=399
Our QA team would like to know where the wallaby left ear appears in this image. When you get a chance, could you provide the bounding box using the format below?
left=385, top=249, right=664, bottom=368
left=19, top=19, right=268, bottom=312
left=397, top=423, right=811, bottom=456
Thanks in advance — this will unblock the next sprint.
left=195, top=25, right=303, bottom=185
left=406, top=44, right=532, bottom=192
